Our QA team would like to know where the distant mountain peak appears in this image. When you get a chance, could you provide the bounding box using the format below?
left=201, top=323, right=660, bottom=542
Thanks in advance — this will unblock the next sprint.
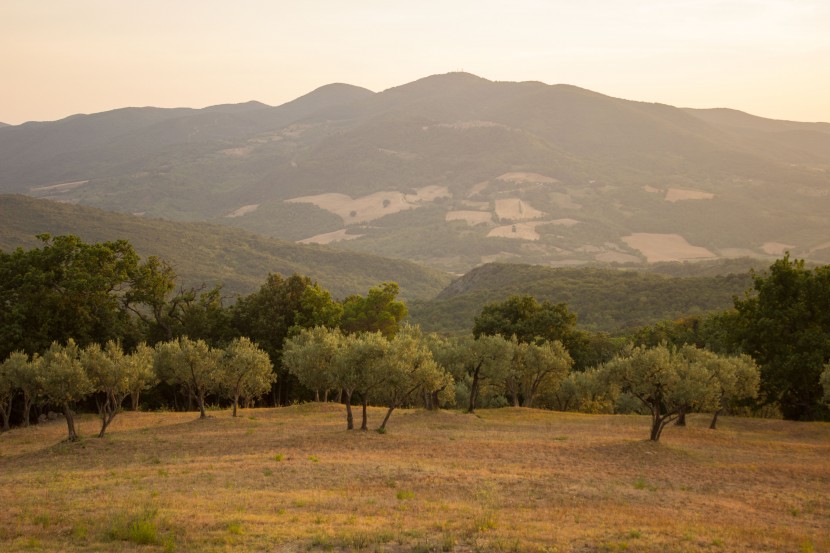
left=203, top=100, right=271, bottom=113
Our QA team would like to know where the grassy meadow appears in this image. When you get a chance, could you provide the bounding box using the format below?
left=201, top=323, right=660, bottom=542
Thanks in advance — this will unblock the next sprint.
left=0, top=404, right=828, bottom=553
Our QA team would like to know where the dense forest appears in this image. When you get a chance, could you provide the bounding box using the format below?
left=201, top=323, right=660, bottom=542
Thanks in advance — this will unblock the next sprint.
left=1, top=235, right=829, bottom=445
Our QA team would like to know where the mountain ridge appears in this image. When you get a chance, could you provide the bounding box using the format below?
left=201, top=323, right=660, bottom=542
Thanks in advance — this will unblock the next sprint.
left=1, top=72, right=828, bottom=272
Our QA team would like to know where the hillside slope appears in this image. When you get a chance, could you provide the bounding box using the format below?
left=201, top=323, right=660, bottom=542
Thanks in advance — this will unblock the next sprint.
left=2, top=73, right=829, bottom=272
left=408, top=262, right=754, bottom=334
left=0, top=195, right=450, bottom=301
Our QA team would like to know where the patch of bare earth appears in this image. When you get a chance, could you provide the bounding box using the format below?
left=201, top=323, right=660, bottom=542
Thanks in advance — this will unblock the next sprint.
left=665, top=188, right=715, bottom=202
left=224, top=204, right=260, bottom=218
left=623, top=233, right=717, bottom=262
left=0, top=407, right=826, bottom=553
left=762, top=242, right=796, bottom=255
left=496, top=172, right=559, bottom=184
left=494, top=198, right=546, bottom=221
left=29, top=180, right=90, bottom=195
left=297, top=229, right=364, bottom=245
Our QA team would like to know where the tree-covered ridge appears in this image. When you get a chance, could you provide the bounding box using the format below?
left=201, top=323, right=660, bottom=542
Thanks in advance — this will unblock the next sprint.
left=409, top=262, right=752, bottom=334
left=0, top=194, right=451, bottom=301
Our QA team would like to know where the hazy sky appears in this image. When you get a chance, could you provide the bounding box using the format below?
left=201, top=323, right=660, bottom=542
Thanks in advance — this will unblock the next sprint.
left=2, top=0, right=828, bottom=125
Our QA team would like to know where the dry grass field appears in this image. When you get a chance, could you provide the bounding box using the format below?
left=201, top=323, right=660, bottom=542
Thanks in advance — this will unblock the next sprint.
left=0, top=405, right=828, bottom=553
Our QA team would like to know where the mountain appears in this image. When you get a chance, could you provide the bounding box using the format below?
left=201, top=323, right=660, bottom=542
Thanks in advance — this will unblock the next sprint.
left=0, top=195, right=450, bottom=301
left=408, top=262, right=754, bottom=335
left=1, top=73, right=828, bottom=272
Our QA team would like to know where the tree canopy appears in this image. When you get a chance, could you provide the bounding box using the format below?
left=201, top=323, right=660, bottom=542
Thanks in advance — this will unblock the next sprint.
left=730, top=255, right=830, bottom=420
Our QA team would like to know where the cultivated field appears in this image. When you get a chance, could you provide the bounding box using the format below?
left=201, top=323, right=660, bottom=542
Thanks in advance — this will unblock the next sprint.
left=622, top=233, right=717, bottom=263
left=0, top=405, right=828, bottom=553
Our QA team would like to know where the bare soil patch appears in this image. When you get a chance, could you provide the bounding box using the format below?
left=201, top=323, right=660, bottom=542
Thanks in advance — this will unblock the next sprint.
left=623, top=233, right=717, bottom=262
left=225, top=204, right=260, bottom=218
left=496, top=172, right=559, bottom=184
left=29, top=180, right=90, bottom=194
left=494, top=198, right=546, bottom=221
left=665, top=188, right=715, bottom=202
left=297, top=229, right=364, bottom=245
left=763, top=241, right=796, bottom=255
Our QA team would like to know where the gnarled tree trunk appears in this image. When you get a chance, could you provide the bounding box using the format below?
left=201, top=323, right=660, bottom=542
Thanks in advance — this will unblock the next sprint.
left=63, top=404, right=79, bottom=442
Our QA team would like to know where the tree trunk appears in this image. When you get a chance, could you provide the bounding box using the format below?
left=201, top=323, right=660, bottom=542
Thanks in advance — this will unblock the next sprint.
left=509, top=380, right=520, bottom=407
left=323, top=389, right=329, bottom=403
left=336, top=389, right=343, bottom=403
left=232, top=393, right=239, bottom=417
left=709, top=409, right=721, bottom=430
left=468, top=370, right=480, bottom=413
left=97, top=395, right=116, bottom=438
left=675, top=406, right=687, bottom=426
left=649, top=416, right=664, bottom=441
left=360, top=395, right=369, bottom=431
left=379, top=405, right=396, bottom=432
left=197, top=393, right=207, bottom=419
left=130, top=390, right=140, bottom=411
left=314, top=389, right=320, bottom=402
left=22, top=395, right=33, bottom=427
left=63, top=404, right=79, bottom=442
left=98, top=414, right=113, bottom=438
left=430, top=390, right=440, bottom=410
left=1, top=404, right=10, bottom=432
left=344, top=390, right=354, bottom=430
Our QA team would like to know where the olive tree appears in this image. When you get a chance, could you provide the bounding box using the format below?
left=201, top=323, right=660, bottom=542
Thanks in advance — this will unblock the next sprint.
left=154, top=337, right=221, bottom=419
left=447, top=335, right=514, bottom=413
left=707, top=354, right=760, bottom=429
left=126, top=343, right=157, bottom=411
left=549, top=368, right=615, bottom=413
left=605, top=344, right=720, bottom=441
left=10, top=352, right=42, bottom=427
left=334, top=331, right=391, bottom=430
left=0, top=352, right=26, bottom=431
left=82, top=341, right=130, bottom=438
left=376, top=326, right=454, bottom=432
left=284, top=327, right=343, bottom=402
left=39, top=340, right=93, bottom=441
left=218, top=337, right=274, bottom=417
left=506, top=339, right=572, bottom=408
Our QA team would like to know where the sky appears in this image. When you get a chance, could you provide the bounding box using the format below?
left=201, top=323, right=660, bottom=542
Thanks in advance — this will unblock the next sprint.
left=1, top=0, right=828, bottom=125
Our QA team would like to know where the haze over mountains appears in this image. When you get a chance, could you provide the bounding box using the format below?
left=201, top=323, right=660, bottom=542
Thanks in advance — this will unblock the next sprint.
left=2, top=72, right=828, bottom=272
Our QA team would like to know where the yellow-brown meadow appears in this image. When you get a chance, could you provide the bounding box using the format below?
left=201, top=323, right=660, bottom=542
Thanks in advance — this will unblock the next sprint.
left=0, top=404, right=827, bottom=552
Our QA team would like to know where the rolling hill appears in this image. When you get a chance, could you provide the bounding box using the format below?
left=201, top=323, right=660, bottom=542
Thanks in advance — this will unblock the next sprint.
left=0, top=195, right=450, bottom=301
left=1, top=73, right=829, bottom=272
left=408, top=262, right=755, bottom=335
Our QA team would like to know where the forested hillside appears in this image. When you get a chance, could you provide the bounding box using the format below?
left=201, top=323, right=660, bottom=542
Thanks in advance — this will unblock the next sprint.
left=0, top=195, right=450, bottom=300
left=409, top=262, right=753, bottom=334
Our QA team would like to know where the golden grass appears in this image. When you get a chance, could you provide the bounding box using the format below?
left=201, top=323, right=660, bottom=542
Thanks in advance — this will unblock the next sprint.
left=1, top=405, right=828, bottom=553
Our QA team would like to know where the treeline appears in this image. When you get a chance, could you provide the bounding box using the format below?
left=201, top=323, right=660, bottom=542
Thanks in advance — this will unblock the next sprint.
left=0, top=234, right=410, bottom=415
left=2, top=236, right=829, bottom=443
